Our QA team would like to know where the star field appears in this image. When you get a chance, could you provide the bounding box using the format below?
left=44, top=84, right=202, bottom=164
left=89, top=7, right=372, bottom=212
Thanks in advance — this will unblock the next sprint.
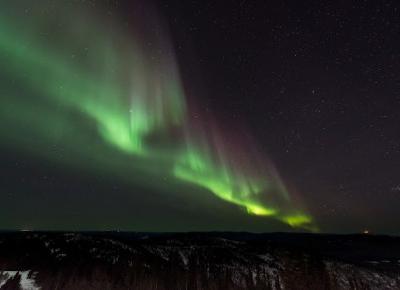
left=1, top=0, right=399, bottom=234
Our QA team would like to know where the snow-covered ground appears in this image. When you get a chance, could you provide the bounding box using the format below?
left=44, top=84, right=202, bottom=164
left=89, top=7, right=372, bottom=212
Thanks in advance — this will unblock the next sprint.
left=0, top=270, right=41, bottom=290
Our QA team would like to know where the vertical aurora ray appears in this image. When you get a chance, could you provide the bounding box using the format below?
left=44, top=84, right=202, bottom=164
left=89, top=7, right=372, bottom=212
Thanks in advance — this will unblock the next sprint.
left=174, top=122, right=276, bottom=217
left=173, top=120, right=316, bottom=230
left=0, top=7, right=186, bottom=157
left=0, top=1, right=316, bottom=230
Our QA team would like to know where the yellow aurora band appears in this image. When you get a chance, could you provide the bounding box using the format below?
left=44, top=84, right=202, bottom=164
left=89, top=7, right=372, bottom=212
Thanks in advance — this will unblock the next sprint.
left=0, top=1, right=316, bottom=231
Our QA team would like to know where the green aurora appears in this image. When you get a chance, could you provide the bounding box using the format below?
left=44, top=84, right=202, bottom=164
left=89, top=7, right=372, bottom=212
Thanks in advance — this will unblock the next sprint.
left=0, top=1, right=316, bottom=231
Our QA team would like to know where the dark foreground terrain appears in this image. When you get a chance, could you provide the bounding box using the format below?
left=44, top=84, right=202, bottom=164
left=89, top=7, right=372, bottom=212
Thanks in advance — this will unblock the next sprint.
left=0, top=231, right=399, bottom=289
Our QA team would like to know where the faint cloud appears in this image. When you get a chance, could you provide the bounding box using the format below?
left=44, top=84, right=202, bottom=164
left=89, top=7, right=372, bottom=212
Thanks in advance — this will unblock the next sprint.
left=391, top=185, right=400, bottom=192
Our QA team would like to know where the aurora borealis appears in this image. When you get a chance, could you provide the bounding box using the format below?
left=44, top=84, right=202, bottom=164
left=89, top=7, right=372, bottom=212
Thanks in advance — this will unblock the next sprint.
left=0, top=0, right=314, bottom=231
left=2, top=0, right=399, bottom=234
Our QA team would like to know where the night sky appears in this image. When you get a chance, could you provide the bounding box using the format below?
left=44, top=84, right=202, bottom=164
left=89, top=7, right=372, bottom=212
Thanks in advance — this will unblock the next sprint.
left=1, top=0, right=399, bottom=234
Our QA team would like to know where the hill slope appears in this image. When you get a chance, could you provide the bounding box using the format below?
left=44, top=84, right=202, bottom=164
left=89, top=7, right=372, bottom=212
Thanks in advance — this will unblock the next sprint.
left=0, top=232, right=399, bottom=289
